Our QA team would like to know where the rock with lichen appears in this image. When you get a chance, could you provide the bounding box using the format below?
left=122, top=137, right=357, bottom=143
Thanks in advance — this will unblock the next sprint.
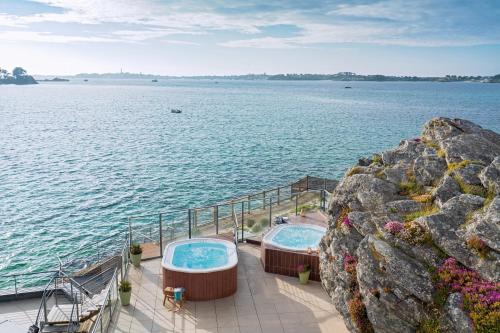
left=319, top=117, right=499, bottom=333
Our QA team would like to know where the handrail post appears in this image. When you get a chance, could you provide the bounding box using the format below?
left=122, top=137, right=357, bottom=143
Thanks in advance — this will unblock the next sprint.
left=262, top=191, right=266, bottom=209
left=277, top=187, right=280, bottom=205
left=215, top=205, right=219, bottom=235
left=320, top=190, right=325, bottom=212
left=269, top=198, right=272, bottom=227
left=295, top=194, right=299, bottom=216
left=159, top=213, right=163, bottom=256
left=97, top=240, right=100, bottom=262
left=247, top=195, right=251, bottom=214
left=306, top=175, right=309, bottom=191
left=128, top=217, right=132, bottom=246
left=241, top=201, right=244, bottom=241
left=14, top=276, right=17, bottom=297
left=194, top=209, right=197, bottom=230
left=188, top=209, right=192, bottom=239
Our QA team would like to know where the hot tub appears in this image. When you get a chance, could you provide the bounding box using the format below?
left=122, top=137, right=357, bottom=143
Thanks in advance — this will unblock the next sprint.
left=261, top=224, right=326, bottom=281
left=162, top=238, right=237, bottom=301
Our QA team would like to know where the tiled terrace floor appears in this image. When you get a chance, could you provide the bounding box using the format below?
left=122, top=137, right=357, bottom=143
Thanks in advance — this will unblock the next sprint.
left=110, top=243, right=348, bottom=333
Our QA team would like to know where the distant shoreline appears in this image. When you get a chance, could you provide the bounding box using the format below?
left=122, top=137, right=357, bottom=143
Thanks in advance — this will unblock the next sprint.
left=34, top=72, right=500, bottom=83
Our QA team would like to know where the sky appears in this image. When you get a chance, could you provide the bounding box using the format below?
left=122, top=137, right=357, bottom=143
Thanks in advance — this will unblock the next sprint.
left=0, top=0, right=499, bottom=76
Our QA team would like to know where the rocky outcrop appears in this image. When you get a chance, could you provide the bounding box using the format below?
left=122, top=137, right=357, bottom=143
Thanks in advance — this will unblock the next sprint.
left=320, top=118, right=499, bottom=333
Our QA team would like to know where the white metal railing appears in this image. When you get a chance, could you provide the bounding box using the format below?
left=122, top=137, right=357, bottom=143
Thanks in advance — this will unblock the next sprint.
left=0, top=270, right=59, bottom=298
left=89, top=268, right=119, bottom=333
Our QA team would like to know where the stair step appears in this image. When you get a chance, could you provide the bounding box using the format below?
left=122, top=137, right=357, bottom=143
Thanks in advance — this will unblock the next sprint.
left=41, top=322, right=79, bottom=333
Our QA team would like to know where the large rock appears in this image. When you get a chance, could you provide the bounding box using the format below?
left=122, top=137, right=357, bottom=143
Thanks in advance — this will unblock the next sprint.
left=479, top=156, right=500, bottom=194
left=320, top=117, right=499, bottom=332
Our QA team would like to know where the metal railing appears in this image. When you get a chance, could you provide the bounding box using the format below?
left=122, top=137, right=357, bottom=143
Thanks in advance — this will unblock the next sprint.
left=89, top=268, right=119, bottom=333
left=29, top=267, right=120, bottom=333
left=0, top=270, right=59, bottom=298
left=127, top=176, right=337, bottom=260
left=57, top=232, right=128, bottom=274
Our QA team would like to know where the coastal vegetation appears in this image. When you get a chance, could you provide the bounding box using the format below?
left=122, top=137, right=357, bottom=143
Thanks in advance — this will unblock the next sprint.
left=0, top=67, right=37, bottom=85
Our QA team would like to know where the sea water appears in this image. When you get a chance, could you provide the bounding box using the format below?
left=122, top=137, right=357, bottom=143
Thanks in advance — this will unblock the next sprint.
left=1, top=79, right=499, bottom=278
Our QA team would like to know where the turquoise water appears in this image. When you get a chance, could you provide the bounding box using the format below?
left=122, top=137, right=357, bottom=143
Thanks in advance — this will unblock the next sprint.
left=171, top=242, right=228, bottom=269
left=272, top=226, right=325, bottom=250
left=1, top=79, right=499, bottom=278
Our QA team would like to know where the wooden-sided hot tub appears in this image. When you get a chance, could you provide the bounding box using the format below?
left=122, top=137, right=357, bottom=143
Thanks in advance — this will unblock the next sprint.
left=260, top=224, right=325, bottom=281
left=162, top=238, right=238, bottom=301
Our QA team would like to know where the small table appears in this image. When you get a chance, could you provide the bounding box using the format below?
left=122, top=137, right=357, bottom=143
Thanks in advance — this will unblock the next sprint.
left=163, top=287, right=185, bottom=312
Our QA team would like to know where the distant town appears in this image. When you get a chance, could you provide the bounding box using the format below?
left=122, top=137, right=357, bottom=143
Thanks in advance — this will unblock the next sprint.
left=2, top=67, right=500, bottom=84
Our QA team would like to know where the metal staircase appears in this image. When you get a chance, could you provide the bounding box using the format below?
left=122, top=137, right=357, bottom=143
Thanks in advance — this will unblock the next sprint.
left=30, top=268, right=115, bottom=333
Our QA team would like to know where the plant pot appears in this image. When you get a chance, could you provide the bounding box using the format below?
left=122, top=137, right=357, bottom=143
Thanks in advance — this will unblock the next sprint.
left=298, top=270, right=311, bottom=284
left=119, top=290, right=131, bottom=306
left=130, top=253, right=142, bottom=267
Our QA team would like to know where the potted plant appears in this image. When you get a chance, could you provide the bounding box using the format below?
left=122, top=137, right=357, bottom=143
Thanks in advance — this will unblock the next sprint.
left=297, top=264, right=311, bottom=284
left=119, top=280, right=132, bottom=306
left=130, top=243, right=143, bottom=267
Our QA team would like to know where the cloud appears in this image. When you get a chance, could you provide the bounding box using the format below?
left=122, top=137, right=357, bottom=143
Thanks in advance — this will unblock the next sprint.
left=1, top=0, right=499, bottom=48
left=0, top=30, right=118, bottom=43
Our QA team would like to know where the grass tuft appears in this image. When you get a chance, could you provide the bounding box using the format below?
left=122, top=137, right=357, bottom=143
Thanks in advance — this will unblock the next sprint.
left=437, top=149, right=446, bottom=158
left=482, top=188, right=495, bottom=208
left=466, top=235, right=490, bottom=258
left=347, top=166, right=365, bottom=177
left=403, top=204, right=439, bottom=222
left=447, top=160, right=471, bottom=173
left=411, top=194, right=433, bottom=204
left=453, top=176, right=487, bottom=197
left=372, top=154, right=382, bottom=164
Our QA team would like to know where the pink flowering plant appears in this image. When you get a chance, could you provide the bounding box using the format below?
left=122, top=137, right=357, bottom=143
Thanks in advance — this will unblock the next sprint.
left=297, top=264, right=311, bottom=273
left=384, top=221, right=404, bottom=235
left=342, top=215, right=352, bottom=228
left=343, top=253, right=358, bottom=276
left=437, top=257, right=500, bottom=332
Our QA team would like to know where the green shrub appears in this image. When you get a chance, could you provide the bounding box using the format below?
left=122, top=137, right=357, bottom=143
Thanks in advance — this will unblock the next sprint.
left=119, top=280, right=132, bottom=292
left=251, top=223, right=263, bottom=233
left=259, top=218, right=269, bottom=227
left=130, top=243, right=142, bottom=255
left=246, top=218, right=256, bottom=228
left=388, top=207, right=397, bottom=213
left=297, top=203, right=318, bottom=212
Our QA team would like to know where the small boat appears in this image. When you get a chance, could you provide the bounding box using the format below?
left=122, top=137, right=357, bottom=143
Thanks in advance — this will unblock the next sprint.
left=152, top=79, right=158, bottom=82
left=171, top=109, right=182, bottom=114
left=344, top=86, right=352, bottom=89
left=84, top=79, right=88, bottom=82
